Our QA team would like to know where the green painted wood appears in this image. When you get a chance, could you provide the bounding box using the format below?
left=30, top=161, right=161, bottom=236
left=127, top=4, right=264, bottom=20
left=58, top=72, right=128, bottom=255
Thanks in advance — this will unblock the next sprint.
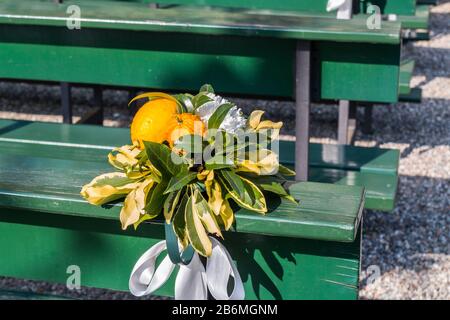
left=309, top=167, right=397, bottom=212
left=399, top=87, right=422, bottom=103
left=358, top=0, right=416, bottom=15
left=0, top=151, right=364, bottom=242
left=0, top=1, right=402, bottom=103
left=0, top=26, right=401, bottom=103
left=0, top=209, right=361, bottom=299
left=0, top=1, right=401, bottom=43
left=397, top=4, right=430, bottom=30
left=399, top=59, right=415, bottom=96
left=119, top=0, right=335, bottom=14
left=0, top=120, right=396, bottom=211
left=417, top=0, right=438, bottom=5
left=0, top=119, right=400, bottom=175
left=280, top=140, right=399, bottom=176
left=97, top=0, right=417, bottom=16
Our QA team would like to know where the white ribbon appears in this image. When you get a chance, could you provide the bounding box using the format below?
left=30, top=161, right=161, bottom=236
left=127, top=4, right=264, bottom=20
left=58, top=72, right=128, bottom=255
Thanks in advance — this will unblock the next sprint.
left=326, top=0, right=353, bottom=19
left=129, top=237, right=245, bottom=300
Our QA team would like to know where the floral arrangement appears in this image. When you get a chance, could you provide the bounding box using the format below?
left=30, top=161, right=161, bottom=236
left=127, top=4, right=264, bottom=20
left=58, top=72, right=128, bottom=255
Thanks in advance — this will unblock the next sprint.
left=81, top=85, right=296, bottom=258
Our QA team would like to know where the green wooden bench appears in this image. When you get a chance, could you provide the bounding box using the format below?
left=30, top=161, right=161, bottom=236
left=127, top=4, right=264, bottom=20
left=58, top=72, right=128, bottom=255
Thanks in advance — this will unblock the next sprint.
left=0, top=119, right=398, bottom=211
left=0, top=0, right=403, bottom=179
left=0, top=0, right=419, bottom=144
left=0, top=119, right=365, bottom=300
left=135, top=0, right=430, bottom=40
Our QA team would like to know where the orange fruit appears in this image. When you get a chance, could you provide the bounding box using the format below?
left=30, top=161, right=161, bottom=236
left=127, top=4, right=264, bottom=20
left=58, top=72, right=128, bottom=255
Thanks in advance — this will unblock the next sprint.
left=166, top=113, right=206, bottom=148
left=130, top=98, right=178, bottom=149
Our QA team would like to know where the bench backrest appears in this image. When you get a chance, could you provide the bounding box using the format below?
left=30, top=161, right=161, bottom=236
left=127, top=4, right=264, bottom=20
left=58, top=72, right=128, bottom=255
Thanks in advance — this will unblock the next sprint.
left=0, top=1, right=402, bottom=103
left=86, top=0, right=417, bottom=15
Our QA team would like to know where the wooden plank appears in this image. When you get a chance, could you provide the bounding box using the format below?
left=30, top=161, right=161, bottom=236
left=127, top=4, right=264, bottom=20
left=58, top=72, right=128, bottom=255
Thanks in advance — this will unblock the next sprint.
left=0, top=1, right=401, bottom=43
left=397, top=4, right=430, bottom=30
left=309, top=167, right=398, bottom=212
left=357, top=0, right=416, bottom=15
left=0, top=25, right=401, bottom=103
left=0, top=210, right=361, bottom=299
left=0, top=151, right=364, bottom=242
left=399, top=59, right=415, bottom=96
left=399, top=87, right=422, bottom=103
left=0, top=120, right=400, bottom=175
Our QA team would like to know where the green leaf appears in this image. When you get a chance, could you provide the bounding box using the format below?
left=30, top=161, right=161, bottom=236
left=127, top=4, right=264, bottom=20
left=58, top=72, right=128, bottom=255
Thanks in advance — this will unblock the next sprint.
left=164, top=171, right=198, bottom=194
left=144, top=181, right=167, bottom=217
left=204, top=152, right=235, bottom=171
left=259, top=182, right=298, bottom=204
left=192, top=93, right=213, bottom=110
left=218, top=172, right=267, bottom=214
left=143, top=141, right=186, bottom=178
left=208, top=103, right=234, bottom=130
left=278, top=164, right=296, bottom=176
left=218, top=170, right=245, bottom=198
left=192, top=187, right=222, bottom=238
left=185, top=194, right=212, bottom=257
left=173, top=94, right=192, bottom=113
left=172, top=193, right=189, bottom=248
left=163, top=188, right=183, bottom=223
left=199, top=84, right=214, bottom=94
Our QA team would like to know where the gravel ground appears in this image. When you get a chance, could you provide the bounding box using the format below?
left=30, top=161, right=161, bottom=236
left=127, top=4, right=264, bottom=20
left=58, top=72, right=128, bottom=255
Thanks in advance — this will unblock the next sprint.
left=0, top=2, right=448, bottom=300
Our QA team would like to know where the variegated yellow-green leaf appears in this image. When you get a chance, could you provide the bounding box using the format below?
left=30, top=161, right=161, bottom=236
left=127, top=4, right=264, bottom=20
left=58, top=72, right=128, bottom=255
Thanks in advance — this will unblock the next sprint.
left=219, top=198, right=234, bottom=230
left=278, top=164, right=296, bottom=176
left=128, top=92, right=179, bottom=107
left=133, top=213, right=153, bottom=230
left=135, top=178, right=155, bottom=213
left=248, top=110, right=265, bottom=130
left=218, top=172, right=267, bottom=214
left=163, top=188, right=183, bottom=223
left=236, top=149, right=279, bottom=176
left=185, top=194, right=212, bottom=257
left=193, top=189, right=223, bottom=239
left=108, top=144, right=140, bottom=170
left=121, top=178, right=154, bottom=230
left=120, top=189, right=140, bottom=230
left=173, top=193, right=189, bottom=249
left=206, top=179, right=223, bottom=216
left=80, top=172, right=141, bottom=206
left=256, top=120, right=283, bottom=131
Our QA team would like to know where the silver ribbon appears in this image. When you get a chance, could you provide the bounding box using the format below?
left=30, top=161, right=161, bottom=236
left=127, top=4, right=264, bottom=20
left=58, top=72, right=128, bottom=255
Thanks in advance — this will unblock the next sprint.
left=129, top=237, right=245, bottom=300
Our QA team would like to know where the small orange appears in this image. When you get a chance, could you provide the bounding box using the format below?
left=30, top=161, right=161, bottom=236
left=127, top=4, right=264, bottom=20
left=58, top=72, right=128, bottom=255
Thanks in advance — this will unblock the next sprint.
left=130, top=98, right=178, bottom=149
left=166, top=113, right=206, bottom=148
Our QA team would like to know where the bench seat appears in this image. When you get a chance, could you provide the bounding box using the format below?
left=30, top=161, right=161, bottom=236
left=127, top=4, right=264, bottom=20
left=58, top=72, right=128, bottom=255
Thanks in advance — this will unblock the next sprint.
left=0, top=119, right=365, bottom=300
left=0, top=119, right=398, bottom=211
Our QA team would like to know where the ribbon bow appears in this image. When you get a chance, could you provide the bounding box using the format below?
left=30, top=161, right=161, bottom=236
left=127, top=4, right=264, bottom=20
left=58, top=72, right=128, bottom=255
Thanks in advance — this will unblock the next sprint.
left=129, top=237, right=245, bottom=300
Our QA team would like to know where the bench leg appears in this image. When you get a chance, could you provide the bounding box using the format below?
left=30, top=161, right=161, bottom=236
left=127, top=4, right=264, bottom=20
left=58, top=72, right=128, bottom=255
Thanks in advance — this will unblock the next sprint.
left=338, top=100, right=357, bottom=145
left=61, top=82, right=72, bottom=124
left=361, top=104, right=374, bottom=135
left=295, top=41, right=311, bottom=182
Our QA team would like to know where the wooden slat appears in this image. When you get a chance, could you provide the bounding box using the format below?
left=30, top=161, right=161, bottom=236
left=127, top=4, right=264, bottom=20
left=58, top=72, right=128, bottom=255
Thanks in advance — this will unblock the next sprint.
left=0, top=151, right=364, bottom=242
left=0, top=0, right=401, bottom=43
left=397, top=4, right=430, bottom=30
left=0, top=119, right=400, bottom=174
left=0, top=210, right=362, bottom=299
